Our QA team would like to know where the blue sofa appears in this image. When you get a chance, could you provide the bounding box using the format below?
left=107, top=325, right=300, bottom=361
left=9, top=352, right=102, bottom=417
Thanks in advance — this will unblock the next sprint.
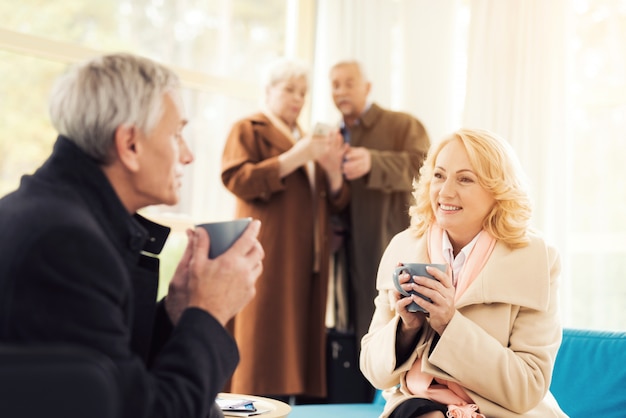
left=290, top=328, right=626, bottom=418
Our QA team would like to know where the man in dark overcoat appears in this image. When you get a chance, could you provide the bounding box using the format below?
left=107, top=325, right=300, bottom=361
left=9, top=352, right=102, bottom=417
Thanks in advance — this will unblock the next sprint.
left=0, top=53, right=264, bottom=418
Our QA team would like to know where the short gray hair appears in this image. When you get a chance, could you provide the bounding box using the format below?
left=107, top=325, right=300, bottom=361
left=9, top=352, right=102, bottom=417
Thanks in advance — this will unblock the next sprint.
left=48, top=53, right=181, bottom=164
left=261, top=57, right=309, bottom=92
left=330, top=59, right=369, bottom=83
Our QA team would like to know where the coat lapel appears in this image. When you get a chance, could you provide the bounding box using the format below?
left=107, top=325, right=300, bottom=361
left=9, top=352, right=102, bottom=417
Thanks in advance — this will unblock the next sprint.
left=455, top=236, right=551, bottom=311
left=376, top=230, right=551, bottom=312
left=348, top=103, right=382, bottom=148
left=250, top=113, right=295, bottom=153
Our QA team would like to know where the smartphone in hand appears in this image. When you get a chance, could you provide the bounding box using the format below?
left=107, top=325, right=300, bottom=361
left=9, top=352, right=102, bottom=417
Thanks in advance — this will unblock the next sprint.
left=312, top=122, right=333, bottom=137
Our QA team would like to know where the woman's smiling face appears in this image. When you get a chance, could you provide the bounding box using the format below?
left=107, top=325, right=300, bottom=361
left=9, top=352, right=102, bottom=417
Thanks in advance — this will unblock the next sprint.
left=429, top=138, right=496, bottom=249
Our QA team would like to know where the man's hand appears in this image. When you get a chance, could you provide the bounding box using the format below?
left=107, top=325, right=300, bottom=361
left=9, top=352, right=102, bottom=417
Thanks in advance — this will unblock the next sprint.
left=187, top=220, right=264, bottom=326
left=342, top=146, right=371, bottom=180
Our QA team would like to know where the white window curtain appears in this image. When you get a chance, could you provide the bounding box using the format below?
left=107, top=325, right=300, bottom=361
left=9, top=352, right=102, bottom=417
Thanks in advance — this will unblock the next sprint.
left=462, top=0, right=577, bottom=325
left=310, top=0, right=465, bottom=142
left=314, top=0, right=626, bottom=330
left=463, top=0, right=567, bottom=238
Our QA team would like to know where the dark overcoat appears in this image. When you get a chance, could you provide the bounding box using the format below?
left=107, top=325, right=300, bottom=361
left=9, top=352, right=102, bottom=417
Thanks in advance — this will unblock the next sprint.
left=221, top=113, right=350, bottom=398
left=0, top=137, right=238, bottom=418
left=344, top=103, right=430, bottom=344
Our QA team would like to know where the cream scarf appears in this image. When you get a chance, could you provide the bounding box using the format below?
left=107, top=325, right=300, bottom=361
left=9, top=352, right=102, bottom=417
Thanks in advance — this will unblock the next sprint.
left=404, top=224, right=496, bottom=418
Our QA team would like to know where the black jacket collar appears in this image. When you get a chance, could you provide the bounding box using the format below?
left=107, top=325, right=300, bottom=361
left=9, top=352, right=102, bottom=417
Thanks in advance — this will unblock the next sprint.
left=39, top=136, right=170, bottom=256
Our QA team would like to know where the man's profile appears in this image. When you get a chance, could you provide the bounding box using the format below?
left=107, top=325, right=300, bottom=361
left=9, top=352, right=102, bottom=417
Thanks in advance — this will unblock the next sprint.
left=0, top=53, right=264, bottom=418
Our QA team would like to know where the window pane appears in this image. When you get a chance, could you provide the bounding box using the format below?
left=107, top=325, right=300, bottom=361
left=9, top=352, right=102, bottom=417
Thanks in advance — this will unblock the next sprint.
left=0, top=50, right=260, bottom=222
left=0, top=51, right=61, bottom=196
left=568, top=253, right=626, bottom=330
left=155, top=87, right=259, bottom=222
left=2, top=0, right=287, bottom=80
left=1, top=0, right=291, bottom=220
left=565, top=0, right=626, bottom=330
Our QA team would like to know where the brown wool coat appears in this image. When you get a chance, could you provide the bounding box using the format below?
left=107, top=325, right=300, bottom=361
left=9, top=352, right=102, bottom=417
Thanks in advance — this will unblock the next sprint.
left=221, top=113, right=349, bottom=398
left=343, top=103, right=430, bottom=345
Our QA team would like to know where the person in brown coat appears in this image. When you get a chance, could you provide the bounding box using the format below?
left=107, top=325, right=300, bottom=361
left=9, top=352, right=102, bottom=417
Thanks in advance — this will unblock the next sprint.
left=221, top=58, right=349, bottom=401
left=326, top=60, right=431, bottom=402
left=329, top=60, right=431, bottom=349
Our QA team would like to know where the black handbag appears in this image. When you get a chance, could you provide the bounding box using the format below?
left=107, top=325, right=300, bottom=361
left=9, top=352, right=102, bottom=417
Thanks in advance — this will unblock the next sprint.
left=325, top=328, right=374, bottom=403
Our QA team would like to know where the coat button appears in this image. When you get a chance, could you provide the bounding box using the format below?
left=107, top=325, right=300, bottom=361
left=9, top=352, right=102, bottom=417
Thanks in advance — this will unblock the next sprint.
left=129, top=231, right=144, bottom=251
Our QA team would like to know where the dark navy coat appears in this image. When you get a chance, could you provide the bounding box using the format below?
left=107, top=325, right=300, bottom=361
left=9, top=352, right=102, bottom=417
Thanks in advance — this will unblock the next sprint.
left=0, top=136, right=238, bottom=418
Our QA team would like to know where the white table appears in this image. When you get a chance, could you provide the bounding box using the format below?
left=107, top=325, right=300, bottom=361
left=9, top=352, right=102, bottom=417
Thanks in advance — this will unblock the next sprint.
left=218, top=392, right=292, bottom=417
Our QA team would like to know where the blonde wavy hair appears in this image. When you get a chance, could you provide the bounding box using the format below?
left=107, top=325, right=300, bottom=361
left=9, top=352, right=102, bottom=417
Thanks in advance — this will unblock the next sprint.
left=409, top=128, right=532, bottom=248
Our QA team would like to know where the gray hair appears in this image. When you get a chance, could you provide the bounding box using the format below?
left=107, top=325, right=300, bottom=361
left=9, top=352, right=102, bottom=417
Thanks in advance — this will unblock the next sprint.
left=261, top=57, right=309, bottom=92
left=48, top=53, right=181, bottom=164
left=330, top=59, right=370, bottom=83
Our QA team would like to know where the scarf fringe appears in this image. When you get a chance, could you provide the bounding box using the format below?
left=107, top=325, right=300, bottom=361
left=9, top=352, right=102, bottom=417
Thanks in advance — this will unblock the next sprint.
left=446, top=403, right=486, bottom=418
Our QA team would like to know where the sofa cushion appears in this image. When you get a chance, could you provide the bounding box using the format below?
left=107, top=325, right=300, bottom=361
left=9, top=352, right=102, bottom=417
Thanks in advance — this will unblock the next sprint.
left=550, top=328, right=626, bottom=417
left=289, top=402, right=384, bottom=417
left=289, top=390, right=384, bottom=418
left=290, top=328, right=626, bottom=418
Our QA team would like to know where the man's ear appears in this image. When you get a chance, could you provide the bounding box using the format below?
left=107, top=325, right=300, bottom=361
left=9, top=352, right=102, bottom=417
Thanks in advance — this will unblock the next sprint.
left=365, top=81, right=372, bottom=96
left=114, top=124, right=140, bottom=172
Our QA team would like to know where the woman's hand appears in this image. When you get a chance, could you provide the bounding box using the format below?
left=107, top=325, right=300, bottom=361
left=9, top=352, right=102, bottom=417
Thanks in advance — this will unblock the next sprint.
left=393, top=269, right=428, bottom=352
left=278, top=132, right=343, bottom=178
left=290, top=134, right=319, bottom=159
left=316, top=130, right=347, bottom=193
left=412, top=265, right=456, bottom=335
left=394, top=270, right=427, bottom=330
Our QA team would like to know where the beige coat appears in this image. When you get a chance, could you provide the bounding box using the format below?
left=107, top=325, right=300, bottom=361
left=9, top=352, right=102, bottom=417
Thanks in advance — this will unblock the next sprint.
left=221, top=113, right=349, bottom=398
left=360, top=228, right=568, bottom=417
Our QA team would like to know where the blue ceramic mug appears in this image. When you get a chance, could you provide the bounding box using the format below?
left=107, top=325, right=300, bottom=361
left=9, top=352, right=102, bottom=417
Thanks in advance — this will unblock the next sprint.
left=392, top=263, right=447, bottom=313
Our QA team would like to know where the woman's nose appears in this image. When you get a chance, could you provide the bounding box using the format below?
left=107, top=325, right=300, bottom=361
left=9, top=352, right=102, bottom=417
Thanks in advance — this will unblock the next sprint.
left=439, top=179, right=456, bottom=197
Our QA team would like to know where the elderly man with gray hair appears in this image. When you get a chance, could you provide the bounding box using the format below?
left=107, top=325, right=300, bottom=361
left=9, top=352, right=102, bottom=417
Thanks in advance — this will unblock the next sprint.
left=326, top=60, right=431, bottom=402
left=0, top=53, right=264, bottom=418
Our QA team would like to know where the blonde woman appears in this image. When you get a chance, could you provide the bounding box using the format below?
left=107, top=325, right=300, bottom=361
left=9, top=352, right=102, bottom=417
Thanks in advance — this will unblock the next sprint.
left=360, top=129, right=567, bottom=417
